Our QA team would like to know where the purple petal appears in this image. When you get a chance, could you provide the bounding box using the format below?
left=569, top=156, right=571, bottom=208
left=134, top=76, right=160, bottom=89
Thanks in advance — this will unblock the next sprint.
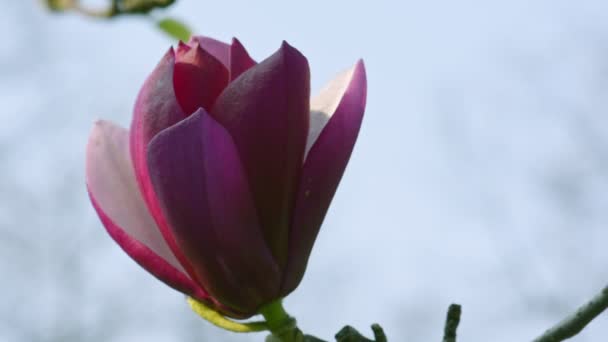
left=129, top=49, right=202, bottom=284
left=281, top=60, right=367, bottom=294
left=189, top=36, right=230, bottom=68
left=229, top=37, right=256, bottom=81
left=211, top=41, right=310, bottom=269
left=147, top=109, right=281, bottom=315
left=176, top=41, right=191, bottom=58
left=173, top=43, right=229, bottom=115
left=86, top=121, right=209, bottom=302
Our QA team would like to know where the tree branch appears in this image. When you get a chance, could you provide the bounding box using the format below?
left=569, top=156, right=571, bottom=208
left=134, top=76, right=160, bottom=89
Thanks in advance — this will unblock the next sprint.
left=533, top=285, right=608, bottom=342
left=443, top=304, right=462, bottom=342
left=44, top=0, right=176, bottom=18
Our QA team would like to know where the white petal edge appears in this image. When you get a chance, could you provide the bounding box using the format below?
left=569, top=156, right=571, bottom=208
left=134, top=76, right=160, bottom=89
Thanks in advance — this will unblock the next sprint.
left=86, top=120, right=187, bottom=275
left=305, top=64, right=358, bottom=158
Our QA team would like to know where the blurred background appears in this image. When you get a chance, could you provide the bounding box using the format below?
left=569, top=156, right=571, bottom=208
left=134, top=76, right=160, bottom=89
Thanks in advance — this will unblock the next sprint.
left=2, top=0, right=608, bottom=341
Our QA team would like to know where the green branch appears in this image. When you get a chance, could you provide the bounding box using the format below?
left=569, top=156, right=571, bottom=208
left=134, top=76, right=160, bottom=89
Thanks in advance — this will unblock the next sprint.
left=44, top=0, right=176, bottom=18
left=532, top=285, right=608, bottom=342
left=443, top=304, right=462, bottom=342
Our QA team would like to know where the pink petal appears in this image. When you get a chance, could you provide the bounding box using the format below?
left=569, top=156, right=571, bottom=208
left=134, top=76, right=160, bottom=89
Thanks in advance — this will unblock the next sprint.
left=176, top=41, right=191, bottom=58
left=281, top=60, right=367, bottom=294
left=147, top=109, right=281, bottom=315
left=211, top=41, right=310, bottom=269
left=189, top=36, right=230, bottom=68
left=173, top=43, right=229, bottom=115
left=229, top=37, right=256, bottom=81
left=129, top=49, right=201, bottom=284
left=86, top=121, right=209, bottom=301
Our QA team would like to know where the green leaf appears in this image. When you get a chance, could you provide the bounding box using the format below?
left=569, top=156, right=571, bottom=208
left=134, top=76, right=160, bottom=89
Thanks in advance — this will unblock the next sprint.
left=156, top=17, right=191, bottom=41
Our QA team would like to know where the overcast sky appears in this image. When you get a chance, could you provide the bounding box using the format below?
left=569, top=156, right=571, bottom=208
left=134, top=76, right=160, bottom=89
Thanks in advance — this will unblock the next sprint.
left=1, top=1, right=608, bottom=341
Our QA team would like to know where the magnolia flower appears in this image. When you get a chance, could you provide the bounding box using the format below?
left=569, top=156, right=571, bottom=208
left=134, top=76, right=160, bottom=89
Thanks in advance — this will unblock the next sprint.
left=86, top=36, right=367, bottom=318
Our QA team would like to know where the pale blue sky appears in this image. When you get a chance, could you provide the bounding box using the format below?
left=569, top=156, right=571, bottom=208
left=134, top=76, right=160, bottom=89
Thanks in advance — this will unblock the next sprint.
left=2, top=1, right=608, bottom=341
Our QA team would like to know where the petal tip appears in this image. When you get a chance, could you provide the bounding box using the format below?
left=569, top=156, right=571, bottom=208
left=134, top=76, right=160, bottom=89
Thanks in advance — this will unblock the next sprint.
left=354, top=59, right=366, bottom=82
left=275, top=40, right=309, bottom=73
left=279, top=40, right=301, bottom=56
left=92, top=119, right=106, bottom=128
left=279, top=40, right=298, bottom=55
left=355, top=58, right=365, bottom=71
left=345, top=59, right=367, bottom=104
left=164, top=47, right=176, bottom=59
left=88, top=120, right=120, bottom=146
left=352, top=59, right=367, bottom=99
left=176, top=41, right=191, bottom=56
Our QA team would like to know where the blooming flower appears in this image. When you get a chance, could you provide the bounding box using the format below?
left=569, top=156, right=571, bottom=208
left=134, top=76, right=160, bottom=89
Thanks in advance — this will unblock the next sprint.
left=86, top=36, right=367, bottom=318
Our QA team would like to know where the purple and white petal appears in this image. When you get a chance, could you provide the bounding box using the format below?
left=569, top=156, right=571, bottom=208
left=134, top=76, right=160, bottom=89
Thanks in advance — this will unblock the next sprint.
left=129, top=49, right=204, bottom=283
left=281, top=60, right=367, bottom=294
left=86, top=121, right=208, bottom=301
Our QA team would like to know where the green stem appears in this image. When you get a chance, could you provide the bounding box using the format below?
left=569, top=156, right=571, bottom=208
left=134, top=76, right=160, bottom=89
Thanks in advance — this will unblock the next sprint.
left=259, top=299, right=304, bottom=342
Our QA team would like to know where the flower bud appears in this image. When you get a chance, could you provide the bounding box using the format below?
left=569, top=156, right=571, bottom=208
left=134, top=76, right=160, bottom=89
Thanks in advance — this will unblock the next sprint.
left=86, top=36, right=367, bottom=318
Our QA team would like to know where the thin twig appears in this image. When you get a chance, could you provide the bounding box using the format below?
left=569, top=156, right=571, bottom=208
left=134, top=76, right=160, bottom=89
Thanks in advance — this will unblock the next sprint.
left=532, top=285, right=608, bottom=342
left=443, top=304, right=462, bottom=342
left=335, top=324, right=387, bottom=341
left=45, top=0, right=175, bottom=18
left=371, top=324, right=387, bottom=342
left=71, top=4, right=116, bottom=18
